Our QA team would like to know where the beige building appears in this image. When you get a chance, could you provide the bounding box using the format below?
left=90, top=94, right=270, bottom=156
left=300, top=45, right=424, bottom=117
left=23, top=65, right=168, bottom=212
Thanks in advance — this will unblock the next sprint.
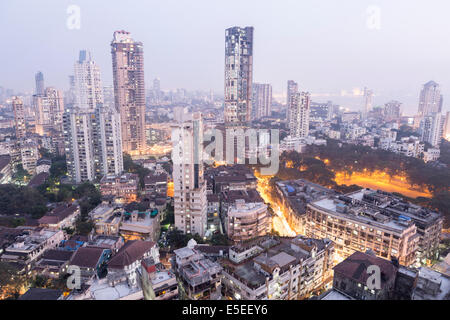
left=226, top=199, right=269, bottom=242
left=306, top=190, right=420, bottom=266
left=100, top=173, right=139, bottom=203
left=111, top=31, right=146, bottom=154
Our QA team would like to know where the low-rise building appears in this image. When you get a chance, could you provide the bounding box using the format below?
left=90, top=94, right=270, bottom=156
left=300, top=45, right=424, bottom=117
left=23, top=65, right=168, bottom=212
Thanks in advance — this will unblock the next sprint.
left=173, top=240, right=222, bottom=300
left=140, top=257, right=179, bottom=300
left=143, top=173, right=167, bottom=197
left=1, top=228, right=65, bottom=271
left=68, top=246, right=111, bottom=284
left=37, top=203, right=80, bottom=230
left=32, top=249, right=74, bottom=278
left=226, top=200, right=269, bottom=242
left=119, top=210, right=160, bottom=242
left=306, top=190, right=420, bottom=266
left=221, top=236, right=334, bottom=300
left=275, top=179, right=336, bottom=234
left=107, top=240, right=159, bottom=288
left=89, top=204, right=122, bottom=236
left=100, top=173, right=139, bottom=203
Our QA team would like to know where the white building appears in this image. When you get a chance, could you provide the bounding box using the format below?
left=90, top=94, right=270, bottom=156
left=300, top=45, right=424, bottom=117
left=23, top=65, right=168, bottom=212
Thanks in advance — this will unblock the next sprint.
left=288, top=92, right=310, bottom=138
left=420, top=113, right=443, bottom=147
left=64, top=51, right=123, bottom=183
left=172, top=112, right=207, bottom=237
left=74, top=50, right=103, bottom=111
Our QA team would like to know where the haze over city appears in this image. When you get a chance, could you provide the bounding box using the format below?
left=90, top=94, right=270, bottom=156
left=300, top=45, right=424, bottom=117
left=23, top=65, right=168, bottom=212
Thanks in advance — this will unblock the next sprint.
left=2, top=0, right=450, bottom=114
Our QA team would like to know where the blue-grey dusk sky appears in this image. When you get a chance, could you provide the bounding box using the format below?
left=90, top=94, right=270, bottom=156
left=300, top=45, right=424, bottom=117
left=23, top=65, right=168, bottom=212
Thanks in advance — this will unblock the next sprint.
left=1, top=0, right=450, bottom=114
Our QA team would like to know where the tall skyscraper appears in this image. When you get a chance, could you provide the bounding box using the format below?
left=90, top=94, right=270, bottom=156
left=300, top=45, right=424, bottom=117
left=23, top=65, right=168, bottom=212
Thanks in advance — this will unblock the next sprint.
left=111, top=31, right=146, bottom=154
left=35, top=71, right=45, bottom=96
left=418, top=81, right=443, bottom=116
left=363, top=87, right=374, bottom=118
left=252, top=83, right=272, bottom=120
left=12, top=96, right=26, bottom=139
left=224, top=26, right=254, bottom=126
left=172, top=112, right=207, bottom=236
left=288, top=92, right=311, bottom=138
left=64, top=51, right=123, bottom=183
left=286, top=80, right=299, bottom=123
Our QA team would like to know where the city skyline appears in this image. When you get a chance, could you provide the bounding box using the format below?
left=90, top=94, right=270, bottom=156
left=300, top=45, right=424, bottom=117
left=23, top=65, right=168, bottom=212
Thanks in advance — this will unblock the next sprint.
left=2, top=0, right=450, bottom=114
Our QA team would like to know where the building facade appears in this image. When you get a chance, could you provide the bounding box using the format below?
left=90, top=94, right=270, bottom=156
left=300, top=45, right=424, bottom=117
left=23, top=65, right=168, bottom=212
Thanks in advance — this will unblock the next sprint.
left=111, top=30, right=146, bottom=154
left=172, top=113, right=207, bottom=237
left=224, top=26, right=254, bottom=126
left=288, top=92, right=310, bottom=138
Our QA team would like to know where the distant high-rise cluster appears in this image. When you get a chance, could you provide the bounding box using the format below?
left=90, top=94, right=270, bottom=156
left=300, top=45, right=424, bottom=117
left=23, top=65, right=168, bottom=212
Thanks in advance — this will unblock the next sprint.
left=111, top=31, right=146, bottom=154
left=224, top=26, right=253, bottom=127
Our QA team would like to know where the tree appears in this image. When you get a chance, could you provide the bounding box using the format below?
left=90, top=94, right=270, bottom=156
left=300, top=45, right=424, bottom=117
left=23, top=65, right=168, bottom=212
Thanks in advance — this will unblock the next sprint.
left=0, top=262, right=27, bottom=299
left=123, top=153, right=151, bottom=188
left=209, top=233, right=230, bottom=246
left=13, top=164, right=30, bottom=183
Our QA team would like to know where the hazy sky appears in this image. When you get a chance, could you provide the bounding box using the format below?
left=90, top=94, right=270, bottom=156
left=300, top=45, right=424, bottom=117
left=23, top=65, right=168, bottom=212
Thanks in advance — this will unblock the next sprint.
left=1, top=0, right=450, bottom=114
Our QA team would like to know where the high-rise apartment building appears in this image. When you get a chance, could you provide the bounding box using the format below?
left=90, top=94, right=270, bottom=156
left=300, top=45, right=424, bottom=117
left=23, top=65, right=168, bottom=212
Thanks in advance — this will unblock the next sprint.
left=95, top=105, right=124, bottom=177
left=74, top=50, right=103, bottom=111
left=111, top=31, right=146, bottom=154
left=418, top=81, right=443, bottom=116
left=224, top=26, right=254, bottom=126
left=172, top=112, right=207, bottom=237
left=64, top=51, right=123, bottom=183
left=252, top=83, right=272, bottom=120
left=288, top=92, right=310, bottom=138
left=64, top=110, right=96, bottom=182
left=12, top=96, right=26, bottom=139
left=420, top=113, right=443, bottom=147
left=35, top=71, right=45, bottom=96
left=286, top=80, right=299, bottom=122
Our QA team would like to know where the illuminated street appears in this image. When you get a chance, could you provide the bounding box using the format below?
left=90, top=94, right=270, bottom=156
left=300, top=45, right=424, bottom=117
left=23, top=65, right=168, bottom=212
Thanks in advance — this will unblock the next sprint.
left=255, top=172, right=296, bottom=237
